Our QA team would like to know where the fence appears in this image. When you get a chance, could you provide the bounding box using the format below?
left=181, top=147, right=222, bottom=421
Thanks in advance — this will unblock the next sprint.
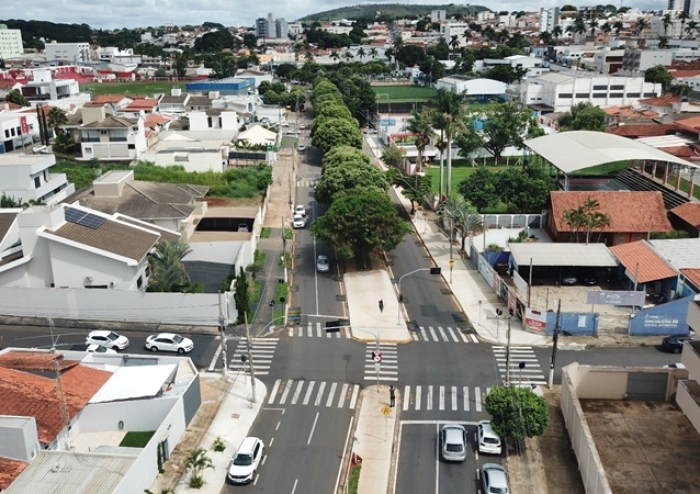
left=482, top=213, right=547, bottom=229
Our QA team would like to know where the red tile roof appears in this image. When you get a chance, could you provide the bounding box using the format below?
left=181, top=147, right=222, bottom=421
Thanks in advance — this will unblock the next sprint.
left=682, top=268, right=700, bottom=287
left=638, top=95, right=680, bottom=106
left=657, top=145, right=697, bottom=158
left=550, top=191, right=673, bottom=234
left=123, top=98, right=158, bottom=111
left=671, top=202, right=700, bottom=227
left=670, top=70, right=700, bottom=78
left=606, top=123, right=679, bottom=138
left=675, top=115, right=700, bottom=131
left=0, top=351, right=112, bottom=444
left=0, top=458, right=28, bottom=490
left=610, top=241, right=677, bottom=283
left=93, top=94, right=127, bottom=104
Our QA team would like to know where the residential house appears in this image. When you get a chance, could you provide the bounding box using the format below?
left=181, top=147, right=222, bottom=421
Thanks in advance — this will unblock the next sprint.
left=0, top=110, right=37, bottom=153
left=69, top=169, right=208, bottom=238
left=609, top=240, right=681, bottom=301
left=0, top=348, right=201, bottom=494
left=475, top=55, right=548, bottom=79
left=670, top=202, right=700, bottom=237
left=636, top=95, right=700, bottom=115
left=139, top=130, right=232, bottom=173
left=547, top=191, right=672, bottom=246
left=19, top=68, right=90, bottom=110
left=119, top=97, right=160, bottom=117
left=235, top=68, right=273, bottom=88
left=0, top=154, right=75, bottom=206
left=79, top=104, right=147, bottom=161
left=158, top=88, right=191, bottom=114
left=189, top=109, right=239, bottom=131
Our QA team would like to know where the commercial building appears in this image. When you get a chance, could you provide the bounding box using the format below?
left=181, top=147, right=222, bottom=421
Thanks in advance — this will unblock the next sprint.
left=256, top=13, right=288, bottom=39
left=44, top=42, right=91, bottom=63
left=0, top=24, right=23, bottom=59
left=440, top=23, right=470, bottom=45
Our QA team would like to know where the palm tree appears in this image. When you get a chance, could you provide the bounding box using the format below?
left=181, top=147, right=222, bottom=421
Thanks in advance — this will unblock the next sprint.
left=147, top=240, right=193, bottom=292
left=369, top=47, right=378, bottom=59
left=659, top=35, right=670, bottom=49
left=588, top=19, right=599, bottom=38
left=47, top=107, right=67, bottom=135
left=441, top=197, right=486, bottom=255
left=678, top=11, right=690, bottom=38
left=636, top=17, right=649, bottom=36
left=433, top=88, right=469, bottom=201
left=185, top=448, right=213, bottom=488
left=499, top=28, right=510, bottom=43
left=330, top=50, right=339, bottom=62
left=343, top=51, right=353, bottom=62
left=449, top=35, right=460, bottom=56
left=462, top=28, right=471, bottom=44
left=393, top=35, right=404, bottom=52
left=686, top=20, right=699, bottom=39
left=552, top=25, right=563, bottom=42
left=539, top=31, right=552, bottom=45
left=662, top=13, right=673, bottom=35
left=601, top=23, right=612, bottom=36
left=613, top=20, right=624, bottom=35
left=357, top=47, right=366, bottom=60
left=403, top=109, right=433, bottom=175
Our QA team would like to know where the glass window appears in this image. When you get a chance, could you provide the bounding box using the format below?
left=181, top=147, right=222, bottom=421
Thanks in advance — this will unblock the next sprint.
left=593, top=85, right=607, bottom=90
left=575, top=93, right=589, bottom=98
left=592, top=93, right=606, bottom=98
left=610, top=85, right=624, bottom=90
left=558, top=93, right=572, bottom=98
left=610, top=93, right=624, bottom=98
left=627, top=92, right=640, bottom=97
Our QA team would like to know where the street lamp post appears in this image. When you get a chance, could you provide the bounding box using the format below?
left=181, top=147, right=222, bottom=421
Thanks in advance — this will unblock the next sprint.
left=397, top=267, right=441, bottom=324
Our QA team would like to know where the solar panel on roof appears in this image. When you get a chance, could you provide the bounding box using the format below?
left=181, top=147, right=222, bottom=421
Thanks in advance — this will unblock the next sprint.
left=64, top=207, right=106, bottom=229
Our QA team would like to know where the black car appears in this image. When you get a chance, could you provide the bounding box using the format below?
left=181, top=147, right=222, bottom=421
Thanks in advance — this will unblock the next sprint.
left=661, top=335, right=693, bottom=353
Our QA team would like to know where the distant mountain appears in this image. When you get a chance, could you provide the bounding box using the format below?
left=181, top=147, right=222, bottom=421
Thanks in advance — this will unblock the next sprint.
left=300, top=3, right=491, bottom=22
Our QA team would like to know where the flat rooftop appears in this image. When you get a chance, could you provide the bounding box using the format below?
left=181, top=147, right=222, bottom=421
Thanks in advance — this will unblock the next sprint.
left=582, top=399, right=700, bottom=493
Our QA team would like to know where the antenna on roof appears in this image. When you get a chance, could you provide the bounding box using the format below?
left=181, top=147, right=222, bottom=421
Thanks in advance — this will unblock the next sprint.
left=47, top=314, right=58, bottom=353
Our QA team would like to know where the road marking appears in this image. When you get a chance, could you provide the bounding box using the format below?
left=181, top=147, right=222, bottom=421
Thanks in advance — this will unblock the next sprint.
left=447, top=327, right=459, bottom=342
left=316, top=323, right=322, bottom=338
left=291, top=478, right=299, bottom=494
left=317, top=382, right=328, bottom=406
left=291, top=381, right=304, bottom=405
left=337, top=383, right=348, bottom=408
left=475, top=387, right=482, bottom=412
left=428, top=327, right=438, bottom=341
left=427, top=385, right=433, bottom=411
left=303, top=381, right=315, bottom=405
left=307, top=324, right=313, bottom=337
left=297, top=327, right=303, bottom=337
left=435, top=423, right=440, bottom=494
left=334, top=417, right=354, bottom=494
left=416, top=385, right=422, bottom=410
left=420, top=327, right=428, bottom=340
left=326, top=383, right=338, bottom=407
left=279, top=379, right=293, bottom=404
left=288, top=328, right=293, bottom=337
left=411, top=332, right=419, bottom=341
left=276, top=421, right=281, bottom=431
left=470, top=335, right=478, bottom=343
left=463, top=386, right=470, bottom=411
left=438, top=327, right=448, bottom=341
left=307, top=411, right=319, bottom=445
left=262, top=454, right=268, bottom=465
left=269, top=380, right=281, bottom=404
left=349, top=384, right=360, bottom=409
left=451, top=386, right=457, bottom=411
left=403, top=385, right=410, bottom=411
left=439, top=386, right=445, bottom=410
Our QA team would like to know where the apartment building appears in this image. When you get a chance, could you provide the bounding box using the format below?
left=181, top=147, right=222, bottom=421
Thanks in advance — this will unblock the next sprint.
left=0, top=24, right=23, bottom=59
left=44, top=42, right=91, bottom=63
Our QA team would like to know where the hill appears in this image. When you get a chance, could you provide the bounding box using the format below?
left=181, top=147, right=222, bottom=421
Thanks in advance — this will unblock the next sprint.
left=301, top=3, right=491, bottom=22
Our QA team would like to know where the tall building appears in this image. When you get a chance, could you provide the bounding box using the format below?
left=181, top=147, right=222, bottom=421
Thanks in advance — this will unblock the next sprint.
left=431, top=10, right=447, bottom=23
left=275, top=19, right=289, bottom=39
left=44, top=42, right=91, bottom=63
left=257, top=13, right=290, bottom=39
left=0, top=24, right=23, bottom=59
left=539, top=7, right=560, bottom=34
left=255, top=16, right=270, bottom=39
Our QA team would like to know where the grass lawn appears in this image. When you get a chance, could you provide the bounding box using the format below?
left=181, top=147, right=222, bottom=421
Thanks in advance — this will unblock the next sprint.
left=567, top=161, right=631, bottom=177
left=373, top=85, right=437, bottom=101
left=260, top=227, right=271, bottom=238
left=424, top=163, right=508, bottom=199
left=80, top=81, right=186, bottom=97
left=348, top=466, right=361, bottom=494
left=119, top=431, right=155, bottom=448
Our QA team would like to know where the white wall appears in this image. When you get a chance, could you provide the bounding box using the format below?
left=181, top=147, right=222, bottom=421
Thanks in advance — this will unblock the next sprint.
left=154, top=150, right=226, bottom=173
left=78, top=396, right=181, bottom=432
left=0, top=287, right=235, bottom=325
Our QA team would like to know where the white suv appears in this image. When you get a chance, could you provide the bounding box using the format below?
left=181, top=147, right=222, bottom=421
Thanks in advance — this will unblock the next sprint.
left=85, top=330, right=129, bottom=350
left=227, top=437, right=264, bottom=484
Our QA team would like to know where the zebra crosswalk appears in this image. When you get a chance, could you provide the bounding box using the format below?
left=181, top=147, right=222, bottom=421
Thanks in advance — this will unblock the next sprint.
left=297, top=179, right=318, bottom=188
left=267, top=379, right=361, bottom=409
left=287, top=323, right=478, bottom=343
left=411, top=326, right=478, bottom=343
left=400, top=385, right=491, bottom=413
left=492, top=346, right=546, bottom=385
left=364, top=342, right=398, bottom=382
left=229, top=338, right=279, bottom=376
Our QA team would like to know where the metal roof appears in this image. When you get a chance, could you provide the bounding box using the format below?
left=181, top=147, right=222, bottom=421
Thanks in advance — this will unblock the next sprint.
left=509, top=243, right=619, bottom=268
left=649, top=238, right=700, bottom=269
left=524, top=131, right=697, bottom=174
left=90, top=364, right=177, bottom=403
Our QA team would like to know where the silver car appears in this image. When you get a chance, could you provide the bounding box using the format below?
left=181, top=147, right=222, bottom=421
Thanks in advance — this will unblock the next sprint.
left=316, top=255, right=329, bottom=273
left=481, top=463, right=510, bottom=494
left=440, top=424, right=467, bottom=462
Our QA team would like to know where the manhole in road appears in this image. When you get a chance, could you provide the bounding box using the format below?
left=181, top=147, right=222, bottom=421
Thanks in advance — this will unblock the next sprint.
left=451, top=312, right=471, bottom=330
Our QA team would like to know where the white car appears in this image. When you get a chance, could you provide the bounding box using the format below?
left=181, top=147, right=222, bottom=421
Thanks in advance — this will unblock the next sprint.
left=299, top=123, right=306, bottom=129
left=145, top=333, right=194, bottom=354
left=316, top=255, right=329, bottom=273
left=86, top=344, right=117, bottom=354
left=293, top=213, right=307, bottom=229
left=227, top=437, right=264, bottom=484
left=477, top=420, right=502, bottom=455
left=294, top=204, right=306, bottom=217
left=297, top=144, right=307, bottom=152
left=85, top=330, right=129, bottom=350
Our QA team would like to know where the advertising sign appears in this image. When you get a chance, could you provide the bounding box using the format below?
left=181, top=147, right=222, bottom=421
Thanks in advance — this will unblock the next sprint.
left=20, top=116, right=28, bottom=135
left=586, top=290, right=646, bottom=306
left=525, top=308, right=547, bottom=331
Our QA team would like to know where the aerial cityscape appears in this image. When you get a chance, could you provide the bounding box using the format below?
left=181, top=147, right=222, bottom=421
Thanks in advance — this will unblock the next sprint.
left=0, top=3, right=700, bottom=494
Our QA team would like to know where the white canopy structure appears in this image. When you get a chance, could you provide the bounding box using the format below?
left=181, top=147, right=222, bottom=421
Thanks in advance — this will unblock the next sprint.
left=236, top=125, right=276, bottom=146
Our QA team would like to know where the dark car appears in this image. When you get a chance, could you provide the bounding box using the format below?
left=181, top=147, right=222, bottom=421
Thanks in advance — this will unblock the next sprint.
left=661, top=334, right=692, bottom=353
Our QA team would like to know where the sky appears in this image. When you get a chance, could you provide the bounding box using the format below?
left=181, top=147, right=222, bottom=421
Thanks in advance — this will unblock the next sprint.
left=0, top=0, right=666, bottom=30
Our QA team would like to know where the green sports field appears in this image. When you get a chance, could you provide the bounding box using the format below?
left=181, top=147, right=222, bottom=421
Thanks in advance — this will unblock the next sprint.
left=373, top=85, right=438, bottom=101
left=79, top=81, right=186, bottom=97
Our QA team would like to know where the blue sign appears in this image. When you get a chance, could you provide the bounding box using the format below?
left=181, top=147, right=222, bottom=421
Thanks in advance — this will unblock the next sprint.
left=629, top=296, right=692, bottom=336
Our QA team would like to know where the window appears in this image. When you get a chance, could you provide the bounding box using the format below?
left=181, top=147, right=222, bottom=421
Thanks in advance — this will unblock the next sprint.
left=34, top=176, right=41, bottom=188
left=618, top=233, right=625, bottom=243
left=593, top=85, right=607, bottom=90
left=4, top=129, right=8, bottom=138
left=592, top=93, right=606, bottom=98
left=128, top=144, right=135, bottom=149
left=558, top=93, right=573, bottom=99
left=627, top=92, right=640, bottom=97
left=576, top=93, right=589, bottom=98
left=610, top=93, right=623, bottom=98
left=643, top=93, right=657, bottom=97
left=85, top=148, right=92, bottom=154
left=610, top=85, right=624, bottom=90
left=137, top=276, right=143, bottom=289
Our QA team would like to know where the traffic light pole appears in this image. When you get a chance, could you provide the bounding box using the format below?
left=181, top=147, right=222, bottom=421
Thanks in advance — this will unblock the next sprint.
left=244, top=312, right=256, bottom=403
left=397, top=267, right=441, bottom=323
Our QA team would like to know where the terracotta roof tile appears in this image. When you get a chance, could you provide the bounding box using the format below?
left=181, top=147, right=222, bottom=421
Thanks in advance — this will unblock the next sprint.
left=93, top=94, right=126, bottom=104
left=638, top=95, right=680, bottom=106
left=0, top=458, right=28, bottom=490
left=670, top=70, right=700, bottom=78
left=0, top=352, right=112, bottom=444
left=675, top=115, right=700, bottom=130
left=682, top=268, right=700, bottom=287
left=671, top=202, right=700, bottom=227
left=610, top=241, right=677, bottom=283
left=550, top=191, right=673, bottom=234
left=606, top=123, right=679, bottom=138
left=657, top=145, right=697, bottom=158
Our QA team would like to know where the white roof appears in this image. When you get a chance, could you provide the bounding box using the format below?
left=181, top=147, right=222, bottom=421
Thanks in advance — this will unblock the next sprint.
left=649, top=238, right=700, bottom=269
left=89, top=364, right=176, bottom=403
left=237, top=125, right=276, bottom=145
left=524, top=131, right=696, bottom=174
left=509, top=243, right=619, bottom=268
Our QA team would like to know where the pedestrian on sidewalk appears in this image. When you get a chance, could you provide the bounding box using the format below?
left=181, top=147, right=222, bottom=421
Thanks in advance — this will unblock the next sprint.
left=389, top=385, right=396, bottom=407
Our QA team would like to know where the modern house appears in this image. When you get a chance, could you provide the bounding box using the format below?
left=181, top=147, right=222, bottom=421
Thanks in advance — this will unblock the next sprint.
left=78, top=104, right=147, bottom=161
left=139, top=130, right=233, bottom=173
left=0, top=347, right=201, bottom=494
left=0, top=110, right=38, bottom=153
left=0, top=153, right=75, bottom=206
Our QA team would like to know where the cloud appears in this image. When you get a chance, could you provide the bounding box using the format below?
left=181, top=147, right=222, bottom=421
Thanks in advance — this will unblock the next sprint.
left=1, top=0, right=668, bottom=30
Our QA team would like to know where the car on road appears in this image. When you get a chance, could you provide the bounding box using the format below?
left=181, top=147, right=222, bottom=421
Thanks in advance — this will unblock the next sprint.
left=477, top=420, right=502, bottom=455
left=663, top=362, right=686, bottom=369
left=297, top=144, right=306, bottom=152
left=661, top=334, right=693, bottom=353
left=481, top=463, right=510, bottom=494
left=295, top=204, right=306, bottom=217
left=316, top=255, right=329, bottom=273
left=85, top=330, right=130, bottom=350
left=299, top=123, right=306, bottom=129
left=293, top=213, right=307, bottom=229
left=227, top=436, right=264, bottom=484
left=87, top=344, right=117, bottom=354
left=145, top=333, right=194, bottom=354
left=439, top=424, right=467, bottom=462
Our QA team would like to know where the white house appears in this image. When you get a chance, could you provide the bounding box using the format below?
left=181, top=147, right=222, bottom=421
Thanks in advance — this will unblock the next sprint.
left=435, top=77, right=507, bottom=101
left=0, top=347, right=201, bottom=494
left=475, top=55, right=548, bottom=79
left=189, top=110, right=239, bottom=131
left=520, top=72, right=662, bottom=112
left=440, top=23, right=470, bottom=46
left=0, top=110, right=38, bottom=153
left=19, top=68, right=90, bottom=110
left=78, top=105, right=148, bottom=161
left=140, top=130, right=233, bottom=173
left=0, top=154, right=75, bottom=206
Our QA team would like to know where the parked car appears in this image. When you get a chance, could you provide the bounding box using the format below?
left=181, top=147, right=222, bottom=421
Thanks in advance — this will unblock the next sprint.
left=477, top=420, right=502, bottom=455
left=661, top=334, right=693, bottom=353
left=295, top=204, right=306, bottom=217
left=663, top=362, right=686, bottom=369
left=227, top=437, right=264, bottom=484
left=439, top=424, right=467, bottom=462
left=293, top=214, right=307, bottom=229
left=297, top=144, right=307, bottom=152
left=299, top=123, right=306, bottom=129
left=85, top=330, right=129, bottom=350
left=87, top=344, right=117, bottom=354
left=145, top=333, right=194, bottom=354
left=316, top=255, right=329, bottom=273
left=481, top=463, right=510, bottom=494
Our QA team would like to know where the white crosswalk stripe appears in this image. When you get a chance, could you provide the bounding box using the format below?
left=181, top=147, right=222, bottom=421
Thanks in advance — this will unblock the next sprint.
left=412, top=326, right=477, bottom=343
left=266, top=379, right=360, bottom=409
left=229, top=338, right=278, bottom=376
left=288, top=323, right=353, bottom=338
left=297, top=179, right=318, bottom=188
left=492, top=346, right=547, bottom=385
left=397, top=385, right=491, bottom=412
left=364, top=342, right=398, bottom=382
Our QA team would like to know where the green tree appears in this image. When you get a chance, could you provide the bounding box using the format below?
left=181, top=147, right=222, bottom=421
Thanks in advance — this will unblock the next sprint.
left=386, top=168, right=432, bottom=215
left=669, top=83, right=692, bottom=97
left=457, top=167, right=498, bottom=211
left=562, top=197, right=611, bottom=243
left=381, top=144, right=406, bottom=170
left=311, top=117, right=363, bottom=152
left=481, top=102, right=542, bottom=161
left=146, top=240, right=194, bottom=292
left=234, top=267, right=250, bottom=324
left=6, top=89, right=29, bottom=107
left=433, top=88, right=469, bottom=200
left=316, top=152, right=388, bottom=205
left=558, top=102, right=607, bottom=131
left=496, top=165, right=556, bottom=213
left=185, top=448, right=213, bottom=488
left=47, top=106, right=68, bottom=133
left=311, top=189, right=411, bottom=268
left=455, top=119, right=483, bottom=167
left=403, top=109, right=433, bottom=173
left=440, top=197, right=485, bottom=253
left=485, top=385, right=549, bottom=441
left=644, top=65, right=672, bottom=92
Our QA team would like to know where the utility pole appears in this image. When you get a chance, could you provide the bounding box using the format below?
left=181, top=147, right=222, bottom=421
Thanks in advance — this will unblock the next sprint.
left=281, top=218, right=288, bottom=283
left=548, top=300, right=562, bottom=388
left=218, top=292, right=228, bottom=376
left=505, top=316, right=512, bottom=386
left=244, top=312, right=256, bottom=403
